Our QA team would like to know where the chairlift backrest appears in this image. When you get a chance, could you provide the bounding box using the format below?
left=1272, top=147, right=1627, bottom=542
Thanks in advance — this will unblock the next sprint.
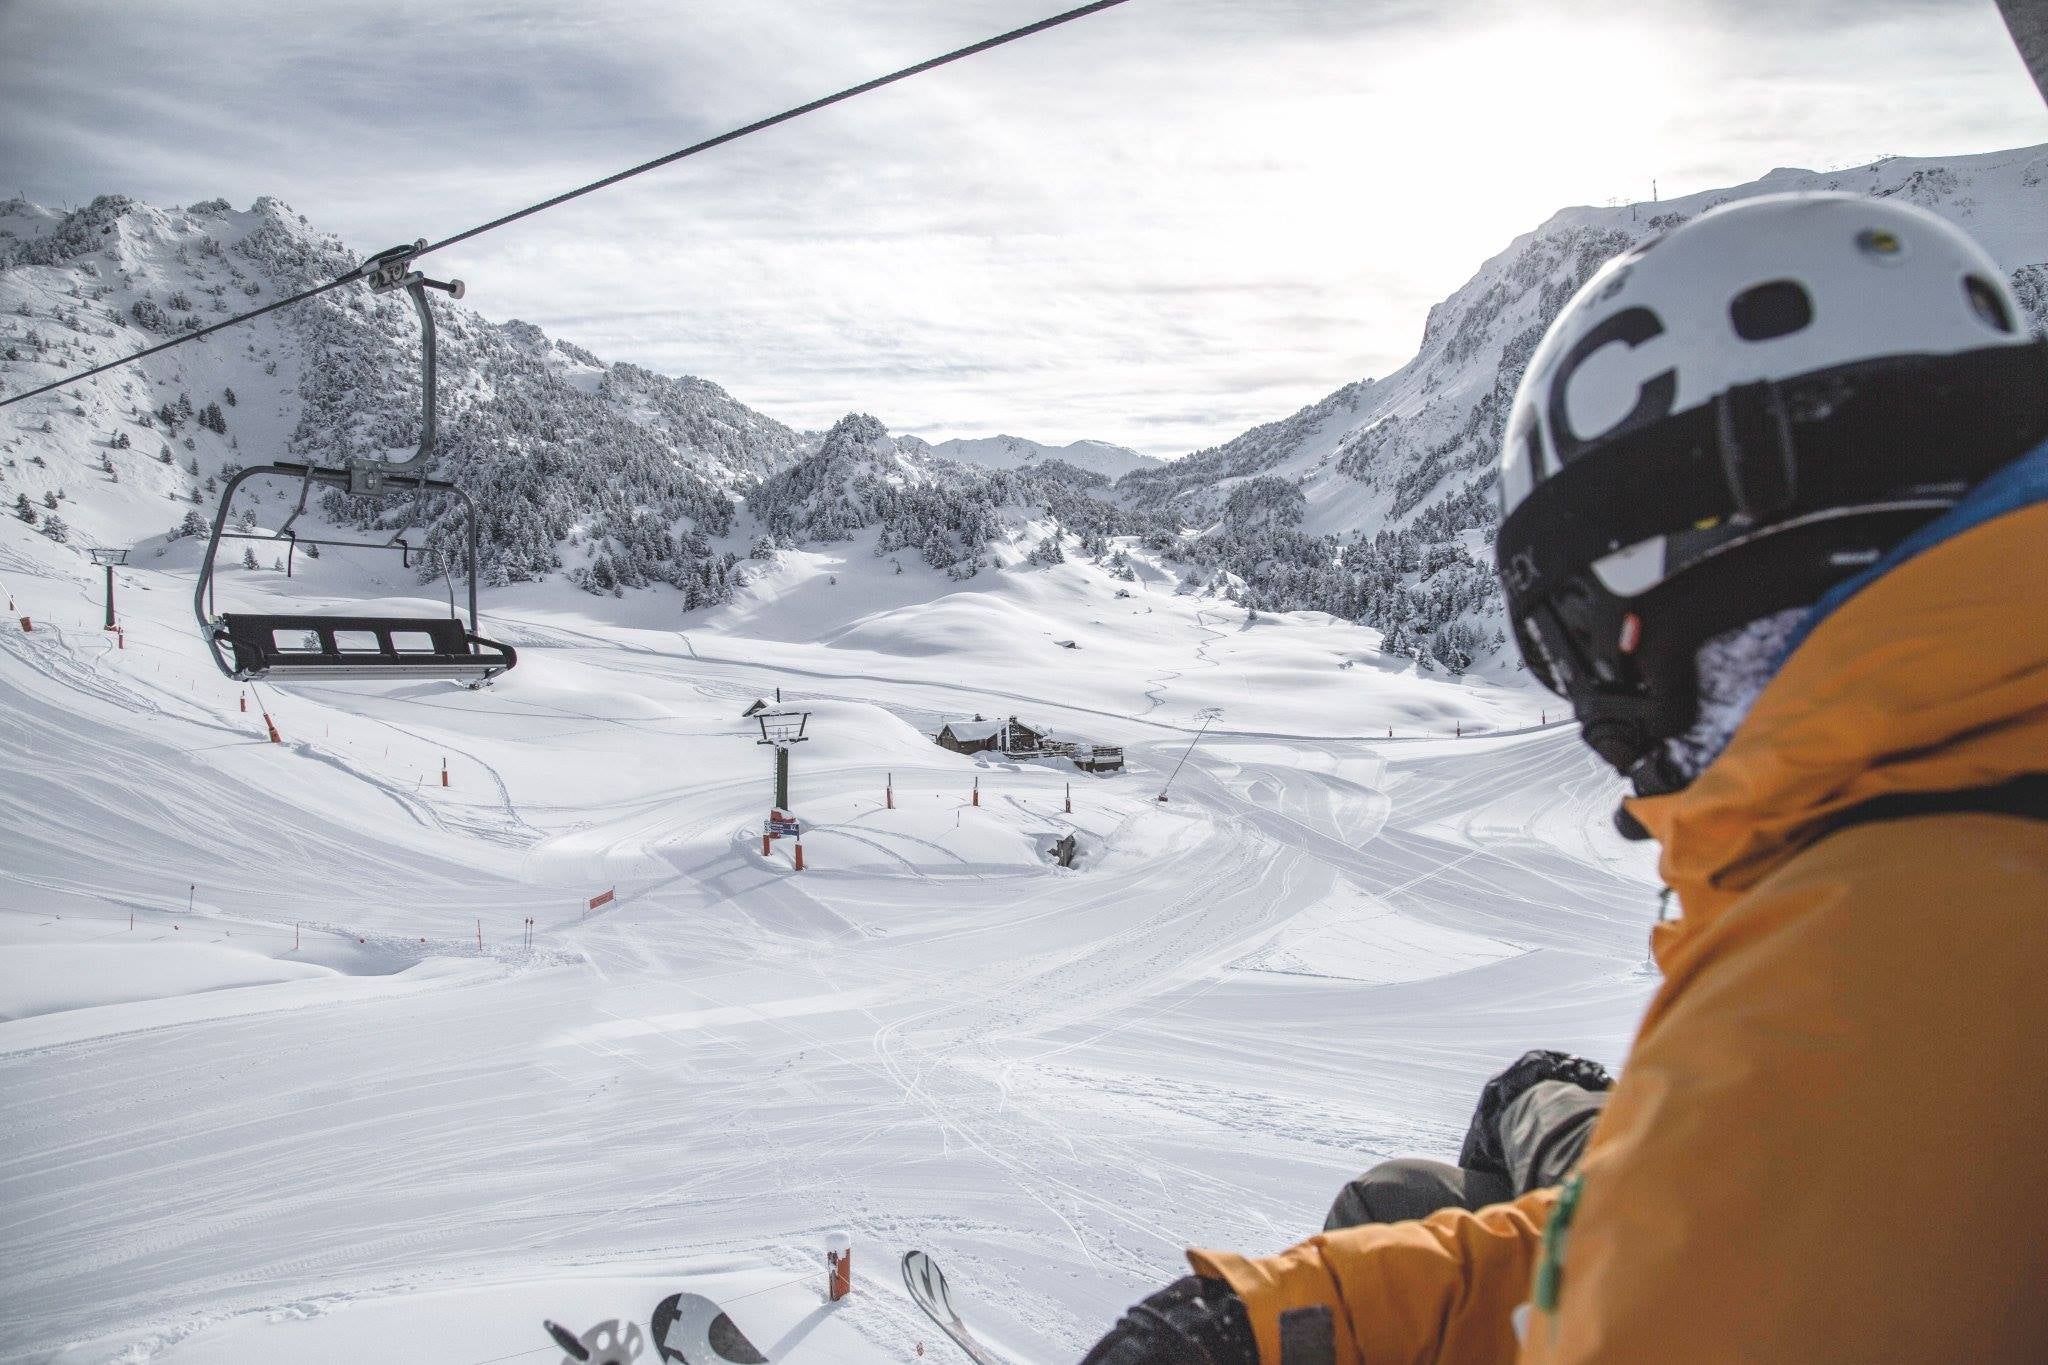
left=217, top=612, right=515, bottom=681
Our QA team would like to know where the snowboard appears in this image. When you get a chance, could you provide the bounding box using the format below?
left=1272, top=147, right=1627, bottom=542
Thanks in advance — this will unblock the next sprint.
left=901, top=1250, right=1017, bottom=1365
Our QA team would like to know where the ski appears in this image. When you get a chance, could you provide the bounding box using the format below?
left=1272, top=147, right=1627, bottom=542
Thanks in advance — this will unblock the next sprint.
left=901, top=1250, right=1022, bottom=1365
left=651, top=1291, right=770, bottom=1364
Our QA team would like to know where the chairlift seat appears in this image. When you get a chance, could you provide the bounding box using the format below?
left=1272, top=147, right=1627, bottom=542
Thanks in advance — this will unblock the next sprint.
left=215, top=613, right=516, bottom=682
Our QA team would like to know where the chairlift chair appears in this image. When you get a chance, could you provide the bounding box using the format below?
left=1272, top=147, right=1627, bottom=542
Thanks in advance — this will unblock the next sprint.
left=192, top=242, right=516, bottom=685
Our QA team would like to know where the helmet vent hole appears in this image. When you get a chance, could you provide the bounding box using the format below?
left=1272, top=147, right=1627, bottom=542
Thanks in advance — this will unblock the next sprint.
left=1729, top=280, right=1813, bottom=341
left=1963, top=275, right=2015, bottom=334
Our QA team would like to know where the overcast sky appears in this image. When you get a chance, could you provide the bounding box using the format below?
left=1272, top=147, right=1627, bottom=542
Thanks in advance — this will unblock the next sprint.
left=4, top=1, right=2044, bottom=455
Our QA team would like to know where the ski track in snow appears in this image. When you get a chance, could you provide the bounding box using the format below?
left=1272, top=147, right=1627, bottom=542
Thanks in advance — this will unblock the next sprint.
left=1139, top=597, right=1225, bottom=718
left=0, top=560, right=1659, bottom=1365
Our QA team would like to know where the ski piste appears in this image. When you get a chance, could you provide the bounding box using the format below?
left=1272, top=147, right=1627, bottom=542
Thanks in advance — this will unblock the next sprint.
left=902, top=1251, right=1028, bottom=1365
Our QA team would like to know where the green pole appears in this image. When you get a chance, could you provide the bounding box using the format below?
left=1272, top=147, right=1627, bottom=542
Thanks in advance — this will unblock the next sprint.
left=775, top=745, right=790, bottom=810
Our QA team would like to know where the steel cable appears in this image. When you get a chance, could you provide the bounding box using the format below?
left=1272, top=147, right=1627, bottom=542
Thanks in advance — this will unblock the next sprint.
left=0, top=0, right=1134, bottom=411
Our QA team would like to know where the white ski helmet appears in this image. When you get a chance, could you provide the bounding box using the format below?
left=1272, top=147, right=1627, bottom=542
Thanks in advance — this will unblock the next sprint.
left=1494, top=192, right=2046, bottom=793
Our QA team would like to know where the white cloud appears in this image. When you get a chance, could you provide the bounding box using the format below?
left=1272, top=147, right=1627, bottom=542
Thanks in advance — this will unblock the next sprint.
left=4, top=0, right=2043, bottom=455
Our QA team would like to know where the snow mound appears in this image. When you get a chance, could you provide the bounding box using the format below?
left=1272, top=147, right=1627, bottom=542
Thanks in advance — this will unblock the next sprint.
left=1234, top=903, right=1524, bottom=984
left=826, top=593, right=1050, bottom=659
left=0, top=943, right=339, bottom=1021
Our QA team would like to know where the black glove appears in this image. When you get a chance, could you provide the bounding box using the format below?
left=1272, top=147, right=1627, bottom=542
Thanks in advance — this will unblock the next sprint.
left=1080, top=1276, right=1256, bottom=1365
left=1458, top=1049, right=1613, bottom=1177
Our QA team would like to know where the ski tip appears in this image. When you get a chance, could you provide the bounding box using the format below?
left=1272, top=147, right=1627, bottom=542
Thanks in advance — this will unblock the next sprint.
left=901, top=1248, right=934, bottom=1291
left=545, top=1319, right=593, bottom=1362
left=901, top=1250, right=956, bottom=1321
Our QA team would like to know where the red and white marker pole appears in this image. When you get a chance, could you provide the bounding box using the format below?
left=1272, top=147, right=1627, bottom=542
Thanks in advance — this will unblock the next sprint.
left=825, top=1232, right=852, bottom=1301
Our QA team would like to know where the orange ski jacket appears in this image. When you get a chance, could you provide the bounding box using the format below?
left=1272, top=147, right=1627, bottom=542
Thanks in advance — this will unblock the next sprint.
left=1189, top=476, right=2048, bottom=1363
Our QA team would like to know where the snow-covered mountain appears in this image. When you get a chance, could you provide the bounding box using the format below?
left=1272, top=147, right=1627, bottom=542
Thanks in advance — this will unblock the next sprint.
left=1117, top=144, right=2048, bottom=639
left=921, top=434, right=1159, bottom=481
left=4, top=144, right=2043, bottom=673
left=0, top=194, right=803, bottom=604
left=0, top=195, right=1155, bottom=616
left=752, top=413, right=1137, bottom=580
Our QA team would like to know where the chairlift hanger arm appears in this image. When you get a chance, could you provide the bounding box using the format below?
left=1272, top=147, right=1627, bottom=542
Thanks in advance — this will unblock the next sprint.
left=274, top=462, right=319, bottom=542
left=357, top=244, right=464, bottom=485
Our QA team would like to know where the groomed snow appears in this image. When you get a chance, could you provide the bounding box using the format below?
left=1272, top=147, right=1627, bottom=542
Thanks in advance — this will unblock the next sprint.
left=0, top=525, right=1658, bottom=1364
left=0, top=940, right=340, bottom=1022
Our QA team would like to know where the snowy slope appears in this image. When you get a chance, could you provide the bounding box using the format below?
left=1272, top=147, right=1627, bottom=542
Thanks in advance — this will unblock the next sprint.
left=1117, top=143, right=2048, bottom=630
left=0, top=516, right=1651, bottom=1364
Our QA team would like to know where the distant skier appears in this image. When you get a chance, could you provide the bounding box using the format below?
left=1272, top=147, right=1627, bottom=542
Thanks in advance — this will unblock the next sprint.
left=1082, top=192, right=2048, bottom=1363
